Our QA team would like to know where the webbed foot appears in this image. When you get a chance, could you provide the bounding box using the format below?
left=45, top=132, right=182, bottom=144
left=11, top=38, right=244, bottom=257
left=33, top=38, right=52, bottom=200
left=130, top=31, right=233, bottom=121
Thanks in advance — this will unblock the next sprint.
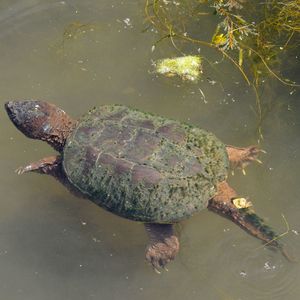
left=15, top=156, right=61, bottom=175
left=144, top=223, right=179, bottom=273
left=226, top=145, right=265, bottom=174
left=145, top=235, right=179, bottom=273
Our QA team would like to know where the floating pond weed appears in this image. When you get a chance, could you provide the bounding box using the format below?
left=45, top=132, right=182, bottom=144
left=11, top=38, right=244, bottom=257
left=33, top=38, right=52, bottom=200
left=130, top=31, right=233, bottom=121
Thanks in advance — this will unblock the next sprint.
left=155, top=55, right=202, bottom=81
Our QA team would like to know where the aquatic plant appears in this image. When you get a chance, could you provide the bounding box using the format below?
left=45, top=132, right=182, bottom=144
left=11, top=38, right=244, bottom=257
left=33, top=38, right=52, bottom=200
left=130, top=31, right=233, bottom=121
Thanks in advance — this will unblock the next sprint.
left=146, top=0, right=299, bottom=85
left=145, top=0, right=300, bottom=136
left=56, top=21, right=97, bottom=54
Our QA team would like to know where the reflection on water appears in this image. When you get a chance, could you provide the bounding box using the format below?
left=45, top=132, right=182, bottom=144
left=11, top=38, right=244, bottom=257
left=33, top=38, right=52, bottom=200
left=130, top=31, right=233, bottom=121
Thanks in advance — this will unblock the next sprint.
left=0, top=1, right=299, bottom=299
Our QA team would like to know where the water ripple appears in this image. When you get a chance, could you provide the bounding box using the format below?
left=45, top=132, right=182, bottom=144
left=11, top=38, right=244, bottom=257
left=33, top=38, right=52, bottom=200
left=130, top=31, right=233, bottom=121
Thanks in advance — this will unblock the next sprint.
left=212, top=233, right=299, bottom=300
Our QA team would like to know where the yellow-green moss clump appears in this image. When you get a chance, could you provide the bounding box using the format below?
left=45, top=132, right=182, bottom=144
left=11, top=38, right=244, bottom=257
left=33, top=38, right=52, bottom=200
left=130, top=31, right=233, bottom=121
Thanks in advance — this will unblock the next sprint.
left=155, top=56, right=202, bottom=82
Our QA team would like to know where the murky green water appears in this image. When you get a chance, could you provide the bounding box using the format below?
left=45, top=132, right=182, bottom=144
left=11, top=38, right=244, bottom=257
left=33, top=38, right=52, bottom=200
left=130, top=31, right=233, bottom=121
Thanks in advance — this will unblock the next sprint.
left=0, top=1, right=299, bottom=299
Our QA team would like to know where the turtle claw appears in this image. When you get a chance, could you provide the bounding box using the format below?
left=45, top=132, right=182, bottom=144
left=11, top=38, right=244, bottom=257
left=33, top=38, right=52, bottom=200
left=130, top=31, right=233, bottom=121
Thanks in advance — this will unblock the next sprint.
left=227, top=145, right=265, bottom=171
left=153, top=265, right=168, bottom=274
left=255, top=158, right=263, bottom=164
left=15, top=166, right=30, bottom=175
left=15, top=163, right=39, bottom=175
left=145, top=236, right=179, bottom=273
left=146, top=248, right=172, bottom=273
left=15, top=167, right=23, bottom=175
left=14, top=157, right=60, bottom=175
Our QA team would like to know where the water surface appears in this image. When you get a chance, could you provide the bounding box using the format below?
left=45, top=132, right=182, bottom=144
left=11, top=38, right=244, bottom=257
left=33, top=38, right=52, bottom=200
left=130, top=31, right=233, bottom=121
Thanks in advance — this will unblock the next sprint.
left=0, top=1, right=299, bottom=299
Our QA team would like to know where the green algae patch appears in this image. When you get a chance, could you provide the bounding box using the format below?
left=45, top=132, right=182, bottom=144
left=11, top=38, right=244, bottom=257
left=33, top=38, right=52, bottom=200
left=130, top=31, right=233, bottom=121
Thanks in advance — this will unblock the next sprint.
left=155, top=56, right=202, bottom=82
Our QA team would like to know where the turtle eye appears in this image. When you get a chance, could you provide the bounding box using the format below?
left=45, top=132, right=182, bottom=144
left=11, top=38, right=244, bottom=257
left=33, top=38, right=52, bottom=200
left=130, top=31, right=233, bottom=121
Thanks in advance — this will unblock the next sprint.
left=42, top=123, right=52, bottom=134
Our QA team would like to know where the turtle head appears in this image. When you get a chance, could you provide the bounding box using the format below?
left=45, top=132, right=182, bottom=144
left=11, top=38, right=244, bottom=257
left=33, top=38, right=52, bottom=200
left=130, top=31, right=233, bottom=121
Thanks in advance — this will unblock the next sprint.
left=5, top=100, right=76, bottom=152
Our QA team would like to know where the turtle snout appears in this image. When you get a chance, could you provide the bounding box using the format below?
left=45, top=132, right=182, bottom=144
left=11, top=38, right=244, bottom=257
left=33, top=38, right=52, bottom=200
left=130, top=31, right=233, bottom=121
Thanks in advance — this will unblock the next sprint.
left=5, top=101, right=26, bottom=126
left=4, top=101, right=14, bottom=116
left=5, top=100, right=51, bottom=139
left=5, top=100, right=42, bottom=128
left=5, top=101, right=18, bottom=122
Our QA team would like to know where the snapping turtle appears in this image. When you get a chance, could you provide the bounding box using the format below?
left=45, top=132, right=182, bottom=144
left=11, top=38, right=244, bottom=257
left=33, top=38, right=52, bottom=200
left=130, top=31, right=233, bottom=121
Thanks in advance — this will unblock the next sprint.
left=5, top=100, right=283, bottom=271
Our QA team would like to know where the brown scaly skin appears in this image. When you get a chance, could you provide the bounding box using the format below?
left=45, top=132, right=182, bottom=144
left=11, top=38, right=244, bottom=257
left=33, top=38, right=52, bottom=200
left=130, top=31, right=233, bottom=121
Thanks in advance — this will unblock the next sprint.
left=226, top=145, right=264, bottom=172
left=15, top=155, right=85, bottom=199
left=5, top=100, right=283, bottom=272
left=208, top=181, right=279, bottom=245
left=5, top=101, right=77, bottom=152
left=145, top=224, right=179, bottom=273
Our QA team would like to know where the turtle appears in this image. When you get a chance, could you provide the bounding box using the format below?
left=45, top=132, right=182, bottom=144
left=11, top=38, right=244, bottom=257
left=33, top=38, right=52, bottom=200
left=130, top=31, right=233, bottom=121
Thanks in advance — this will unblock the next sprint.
left=5, top=100, right=285, bottom=271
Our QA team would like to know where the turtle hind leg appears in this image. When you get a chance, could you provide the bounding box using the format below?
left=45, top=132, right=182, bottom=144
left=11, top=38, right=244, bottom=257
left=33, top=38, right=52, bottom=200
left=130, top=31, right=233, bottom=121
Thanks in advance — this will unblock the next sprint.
left=226, top=145, right=264, bottom=173
left=144, top=223, right=179, bottom=273
left=208, top=181, right=279, bottom=247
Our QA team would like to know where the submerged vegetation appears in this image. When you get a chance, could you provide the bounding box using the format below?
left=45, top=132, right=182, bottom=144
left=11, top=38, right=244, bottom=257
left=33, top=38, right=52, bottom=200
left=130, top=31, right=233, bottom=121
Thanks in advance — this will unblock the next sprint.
left=145, top=0, right=300, bottom=86
left=145, top=0, right=300, bottom=137
left=62, top=21, right=96, bottom=42
left=56, top=21, right=97, bottom=54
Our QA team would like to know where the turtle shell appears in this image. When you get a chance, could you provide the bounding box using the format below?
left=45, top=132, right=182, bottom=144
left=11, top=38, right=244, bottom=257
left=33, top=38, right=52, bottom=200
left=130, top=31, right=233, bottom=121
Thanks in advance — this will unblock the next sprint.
left=63, top=105, right=229, bottom=223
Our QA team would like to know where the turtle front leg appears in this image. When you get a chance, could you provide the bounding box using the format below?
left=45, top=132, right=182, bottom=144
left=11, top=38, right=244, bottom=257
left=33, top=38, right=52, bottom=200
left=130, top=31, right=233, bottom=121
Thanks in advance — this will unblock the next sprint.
left=208, top=181, right=280, bottom=247
left=15, top=155, right=88, bottom=199
left=144, top=223, right=179, bottom=273
left=16, top=155, right=75, bottom=192
left=226, top=145, right=265, bottom=174
left=16, top=155, right=62, bottom=175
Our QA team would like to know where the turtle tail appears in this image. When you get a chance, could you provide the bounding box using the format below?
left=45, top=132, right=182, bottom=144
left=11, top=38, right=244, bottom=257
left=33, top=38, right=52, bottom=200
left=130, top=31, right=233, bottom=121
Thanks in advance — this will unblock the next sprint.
left=242, top=210, right=278, bottom=242
left=208, top=190, right=294, bottom=261
left=242, top=210, right=295, bottom=262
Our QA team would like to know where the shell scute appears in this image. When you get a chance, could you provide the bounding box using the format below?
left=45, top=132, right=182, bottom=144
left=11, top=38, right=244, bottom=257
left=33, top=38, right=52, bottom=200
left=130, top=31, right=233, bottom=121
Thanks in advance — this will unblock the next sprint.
left=124, top=118, right=155, bottom=130
left=132, top=165, right=162, bottom=186
left=157, top=122, right=186, bottom=144
left=124, top=129, right=161, bottom=162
